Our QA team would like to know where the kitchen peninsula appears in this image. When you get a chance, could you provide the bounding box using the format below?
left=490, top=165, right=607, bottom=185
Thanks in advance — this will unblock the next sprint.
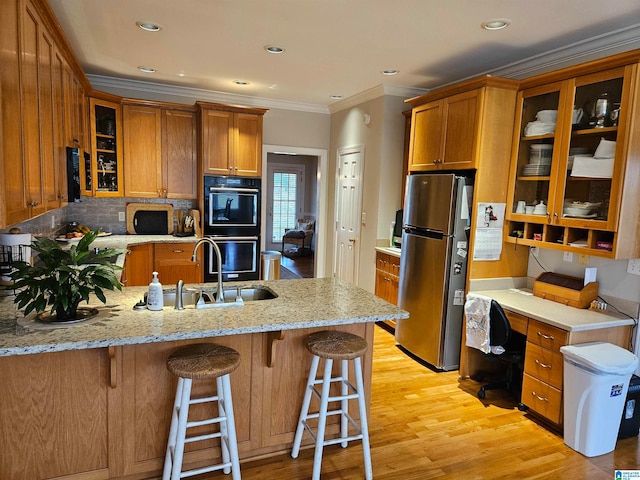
left=0, top=277, right=407, bottom=479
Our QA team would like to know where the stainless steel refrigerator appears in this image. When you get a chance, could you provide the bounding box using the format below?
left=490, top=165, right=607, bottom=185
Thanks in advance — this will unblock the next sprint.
left=395, top=173, right=473, bottom=371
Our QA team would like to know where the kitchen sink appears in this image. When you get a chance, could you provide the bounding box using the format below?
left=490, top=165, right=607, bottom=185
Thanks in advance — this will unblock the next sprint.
left=138, top=285, right=277, bottom=310
left=195, top=285, right=278, bottom=308
left=214, top=286, right=278, bottom=302
left=143, top=288, right=214, bottom=307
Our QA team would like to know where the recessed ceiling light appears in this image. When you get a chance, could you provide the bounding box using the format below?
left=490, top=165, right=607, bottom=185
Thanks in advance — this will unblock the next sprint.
left=264, top=45, right=285, bottom=54
left=330, top=95, right=343, bottom=100
left=234, top=80, right=250, bottom=86
left=138, top=66, right=156, bottom=73
left=136, top=21, right=161, bottom=32
left=481, top=18, right=511, bottom=30
left=382, top=69, right=399, bottom=76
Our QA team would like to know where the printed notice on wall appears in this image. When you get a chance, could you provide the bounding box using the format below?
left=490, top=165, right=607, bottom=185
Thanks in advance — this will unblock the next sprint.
left=472, top=203, right=505, bottom=261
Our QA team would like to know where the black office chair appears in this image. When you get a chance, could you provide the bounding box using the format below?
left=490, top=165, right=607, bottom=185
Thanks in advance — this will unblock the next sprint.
left=476, top=300, right=526, bottom=400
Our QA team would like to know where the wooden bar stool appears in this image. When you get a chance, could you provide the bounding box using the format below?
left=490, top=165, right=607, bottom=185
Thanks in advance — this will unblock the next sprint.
left=291, top=330, right=372, bottom=480
left=163, top=343, right=241, bottom=480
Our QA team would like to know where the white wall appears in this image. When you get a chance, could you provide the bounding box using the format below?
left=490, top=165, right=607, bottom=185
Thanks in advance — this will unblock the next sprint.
left=327, top=95, right=407, bottom=292
left=528, top=248, right=640, bottom=309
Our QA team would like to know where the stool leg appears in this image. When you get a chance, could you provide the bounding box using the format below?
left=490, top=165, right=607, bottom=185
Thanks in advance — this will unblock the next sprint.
left=340, top=359, right=349, bottom=448
left=220, top=373, right=241, bottom=480
left=291, top=355, right=320, bottom=458
left=172, top=378, right=193, bottom=480
left=163, top=377, right=184, bottom=480
left=354, top=357, right=372, bottom=480
left=312, top=358, right=333, bottom=480
left=216, top=376, right=231, bottom=474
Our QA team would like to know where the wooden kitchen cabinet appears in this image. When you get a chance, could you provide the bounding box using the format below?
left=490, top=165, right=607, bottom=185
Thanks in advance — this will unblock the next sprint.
left=90, top=97, right=124, bottom=197
left=121, top=243, right=153, bottom=287
left=505, top=55, right=640, bottom=259
left=408, top=89, right=481, bottom=171
left=504, top=312, right=633, bottom=428
left=154, top=242, right=202, bottom=284
left=1, top=0, right=89, bottom=227
left=198, top=102, right=267, bottom=177
left=374, top=251, right=400, bottom=305
left=374, top=251, right=400, bottom=331
left=163, top=108, right=198, bottom=199
left=0, top=348, right=118, bottom=478
left=122, top=242, right=201, bottom=287
left=123, top=102, right=197, bottom=199
left=123, top=103, right=162, bottom=197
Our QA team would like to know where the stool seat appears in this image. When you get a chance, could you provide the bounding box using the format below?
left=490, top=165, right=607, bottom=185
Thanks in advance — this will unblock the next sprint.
left=307, top=330, right=368, bottom=360
left=167, top=343, right=240, bottom=380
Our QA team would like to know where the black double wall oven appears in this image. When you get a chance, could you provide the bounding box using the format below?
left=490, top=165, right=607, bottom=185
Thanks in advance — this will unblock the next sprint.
left=203, top=176, right=261, bottom=282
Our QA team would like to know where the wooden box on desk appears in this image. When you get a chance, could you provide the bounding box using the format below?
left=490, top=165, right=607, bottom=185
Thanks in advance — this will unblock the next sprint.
left=533, top=272, right=598, bottom=309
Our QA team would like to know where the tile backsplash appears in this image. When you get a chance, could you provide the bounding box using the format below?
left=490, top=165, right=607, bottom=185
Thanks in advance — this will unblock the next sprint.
left=2, top=196, right=198, bottom=238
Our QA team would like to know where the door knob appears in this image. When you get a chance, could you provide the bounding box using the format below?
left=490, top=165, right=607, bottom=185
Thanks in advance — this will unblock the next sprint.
left=349, top=238, right=357, bottom=243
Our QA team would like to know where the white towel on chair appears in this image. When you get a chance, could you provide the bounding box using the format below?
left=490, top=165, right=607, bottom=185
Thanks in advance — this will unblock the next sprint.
left=464, top=293, right=492, bottom=354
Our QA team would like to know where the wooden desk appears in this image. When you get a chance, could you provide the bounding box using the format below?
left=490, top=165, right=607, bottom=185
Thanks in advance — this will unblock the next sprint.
left=460, top=289, right=635, bottom=429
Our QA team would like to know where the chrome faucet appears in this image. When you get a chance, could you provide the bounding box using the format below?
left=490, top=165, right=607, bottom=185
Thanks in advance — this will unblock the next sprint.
left=192, top=238, right=225, bottom=304
left=175, top=279, right=184, bottom=310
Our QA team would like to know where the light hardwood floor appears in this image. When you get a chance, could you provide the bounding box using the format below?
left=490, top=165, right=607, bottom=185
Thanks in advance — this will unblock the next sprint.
left=217, top=326, right=640, bottom=479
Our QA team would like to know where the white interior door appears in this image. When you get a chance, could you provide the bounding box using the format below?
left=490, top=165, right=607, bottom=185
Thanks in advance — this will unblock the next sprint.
left=334, top=146, right=364, bottom=284
left=266, top=163, right=305, bottom=251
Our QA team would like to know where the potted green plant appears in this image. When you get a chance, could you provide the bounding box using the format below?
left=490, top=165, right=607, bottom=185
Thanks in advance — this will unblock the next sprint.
left=7, top=230, right=126, bottom=322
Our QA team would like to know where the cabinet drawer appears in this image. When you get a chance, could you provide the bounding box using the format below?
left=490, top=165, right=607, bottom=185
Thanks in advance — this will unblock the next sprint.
left=521, top=373, right=563, bottom=425
left=524, top=342, right=564, bottom=389
left=527, top=319, right=568, bottom=353
left=376, top=252, right=392, bottom=274
left=388, top=255, right=400, bottom=276
left=154, top=243, right=194, bottom=261
left=505, top=311, right=528, bottom=336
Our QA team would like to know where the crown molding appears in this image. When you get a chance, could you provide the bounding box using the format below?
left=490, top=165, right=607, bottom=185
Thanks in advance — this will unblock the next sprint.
left=87, top=74, right=331, bottom=114
left=328, top=84, right=429, bottom=114
left=88, top=23, right=640, bottom=115
left=440, top=23, right=640, bottom=87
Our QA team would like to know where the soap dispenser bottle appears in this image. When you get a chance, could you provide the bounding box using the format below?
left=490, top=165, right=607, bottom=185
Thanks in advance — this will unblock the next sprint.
left=147, top=271, right=163, bottom=311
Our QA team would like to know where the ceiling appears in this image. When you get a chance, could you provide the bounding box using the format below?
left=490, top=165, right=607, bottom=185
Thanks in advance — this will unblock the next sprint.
left=48, top=0, right=640, bottom=111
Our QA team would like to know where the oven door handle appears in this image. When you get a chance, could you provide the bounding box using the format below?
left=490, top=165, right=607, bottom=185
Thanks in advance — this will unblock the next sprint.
left=209, top=187, right=259, bottom=193
left=207, top=235, right=259, bottom=241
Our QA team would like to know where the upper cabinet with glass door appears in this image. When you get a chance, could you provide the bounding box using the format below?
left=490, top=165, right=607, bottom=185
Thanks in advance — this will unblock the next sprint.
left=507, top=82, right=564, bottom=225
left=505, top=57, right=640, bottom=259
left=559, top=69, right=626, bottom=231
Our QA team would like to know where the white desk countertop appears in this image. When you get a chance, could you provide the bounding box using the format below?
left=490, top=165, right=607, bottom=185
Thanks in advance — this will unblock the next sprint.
left=375, top=246, right=401, bottom=258
left=473, top=288, right=636, bottom=332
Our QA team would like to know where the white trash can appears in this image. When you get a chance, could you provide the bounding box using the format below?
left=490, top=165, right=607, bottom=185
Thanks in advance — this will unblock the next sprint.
left=560, top=342, right=638, bottom=457
left=260, top=251, right=281, bottom=280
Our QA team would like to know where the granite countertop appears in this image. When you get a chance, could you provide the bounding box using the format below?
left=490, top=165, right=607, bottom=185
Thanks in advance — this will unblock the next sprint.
left=473, top=288, right=636, bottom=332
left=0, top=277, right=408, bottom=357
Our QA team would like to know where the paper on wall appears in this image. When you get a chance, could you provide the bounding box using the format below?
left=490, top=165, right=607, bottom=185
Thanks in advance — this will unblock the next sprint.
left=472, top=203, right=505, bottom=261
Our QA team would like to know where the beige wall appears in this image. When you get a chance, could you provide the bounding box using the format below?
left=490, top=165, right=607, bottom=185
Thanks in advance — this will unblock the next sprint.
left=327, top=95, right=407, bottom=292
